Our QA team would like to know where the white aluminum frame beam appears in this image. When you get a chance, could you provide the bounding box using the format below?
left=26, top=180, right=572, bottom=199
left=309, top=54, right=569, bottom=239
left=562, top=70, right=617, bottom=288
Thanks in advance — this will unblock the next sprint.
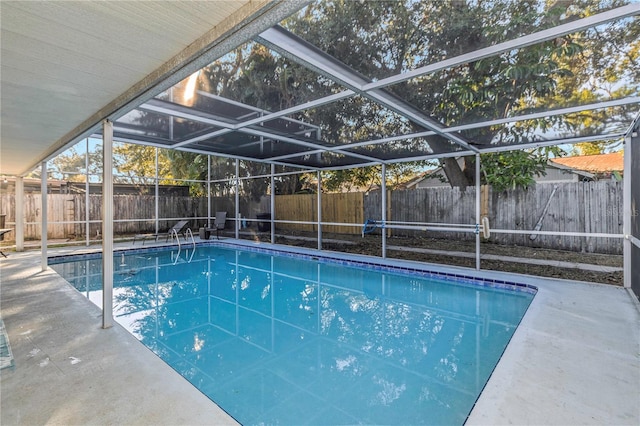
left=373, top=133, right=628, bottom=167
left=175, top=91, right=354, bottom=146
left=15, top=177, right=24, bottom=252
left=271, top=164, right=276, bottom=244
left=104, top=133, right=328, bottom=172
left=381, top=164, right=387, bottom=258
left=107, top=4, right=638, bottom=172
left=139, top=99, right=383, bottom=164
left=195, top=90, right=321, bottom=130
left=40, top=161, right=47, bottom=271
left=235, top=159, right=240, bottom=239
left=317, top=170, right=322, bottom=250
left=102, top=120, right=114, bottom=329
left=366, top=4, right=640, bottom=92
left=85, top=138, right=91, bottom=246
left=266, top=97, right=638, bottom=163
left=475, top=154, right=481, bottom=270
left=256, top=26, right=479, bottom=154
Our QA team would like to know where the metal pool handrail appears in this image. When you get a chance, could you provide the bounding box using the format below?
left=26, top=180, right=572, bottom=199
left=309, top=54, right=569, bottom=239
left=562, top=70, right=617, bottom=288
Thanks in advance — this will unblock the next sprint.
left=170, top=228, right=181, bottom=249
left=185, top=228, right=196, bottom=250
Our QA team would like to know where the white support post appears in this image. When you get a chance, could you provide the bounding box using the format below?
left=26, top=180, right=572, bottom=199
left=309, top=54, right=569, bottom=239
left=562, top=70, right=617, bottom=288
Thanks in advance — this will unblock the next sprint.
left=235, top=159, right=240, bottom=239
left=623, top=131, right=632, bottom=288
left=85, top=138, right=90, bottom=246
left=154, top=147, right=159, bottom=234
left=270, top=164, right=275, bottom=243
left=381, top=164, right=387, bottom=258
left=475, top=154, right=481, bottom=270
left=102, top=120, right=114, bottom=329
left=40, top=161, right=47, bottom=271
left=317, top=170, right=322, bottom=250
left=15, top=176, right=24, bottom=252
left=207, top=155, right=211, bottom=228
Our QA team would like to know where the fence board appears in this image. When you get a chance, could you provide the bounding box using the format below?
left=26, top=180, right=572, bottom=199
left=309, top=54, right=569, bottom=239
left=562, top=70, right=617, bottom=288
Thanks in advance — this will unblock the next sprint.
left=275, top=194, right=315, bottom=232
left=0, top=181, right=624, bottom=253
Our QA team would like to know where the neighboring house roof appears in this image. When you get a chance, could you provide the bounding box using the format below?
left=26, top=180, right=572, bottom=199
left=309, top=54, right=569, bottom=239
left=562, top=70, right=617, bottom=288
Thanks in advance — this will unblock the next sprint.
left=404, top=156, right=599, bottom=189
left=404, top=158, right=466, bottom=189
left=398, top=172, right=429, bottom=190
left=544, top=161, right=594, bottom=181
left=550, top=152, right=624, bottom=174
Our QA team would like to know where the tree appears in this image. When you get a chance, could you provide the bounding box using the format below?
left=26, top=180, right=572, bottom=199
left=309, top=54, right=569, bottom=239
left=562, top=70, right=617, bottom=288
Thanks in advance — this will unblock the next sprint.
left=572, top=141, right=619, bottom=156
left=49, top=145, right=88, bottom=182
left=480, top=147, right=564, bottom=191
left=36, top=139, right=103, bottom=182
left=282, top=0, right=638, bottom=188
left=112, top=144, right=217, bottom=196
left=127, top=0, right=636, bottom=192
left=113, top=144, right=165, bottom=184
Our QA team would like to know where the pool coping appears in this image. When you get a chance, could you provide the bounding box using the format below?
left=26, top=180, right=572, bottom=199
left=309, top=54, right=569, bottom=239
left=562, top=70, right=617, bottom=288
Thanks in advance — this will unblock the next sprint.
left=5, top=239, right=640, bottom=425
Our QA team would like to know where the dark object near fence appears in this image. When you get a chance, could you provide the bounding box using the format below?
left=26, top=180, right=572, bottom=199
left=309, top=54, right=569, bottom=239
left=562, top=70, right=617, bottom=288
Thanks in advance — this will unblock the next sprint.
left=199, top=227, right=211, bottom=240
left=257, top=213, right=271, bottom=232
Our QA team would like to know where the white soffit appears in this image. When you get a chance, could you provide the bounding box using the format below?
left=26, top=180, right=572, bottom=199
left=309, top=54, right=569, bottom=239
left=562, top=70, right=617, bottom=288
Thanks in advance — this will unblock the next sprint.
left=0, top=0, right=291, bottom=176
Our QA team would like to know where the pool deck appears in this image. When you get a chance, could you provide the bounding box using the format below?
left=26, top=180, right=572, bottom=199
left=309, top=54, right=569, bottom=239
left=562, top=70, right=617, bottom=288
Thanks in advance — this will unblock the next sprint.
left=1, top=239, right=638, bottom=425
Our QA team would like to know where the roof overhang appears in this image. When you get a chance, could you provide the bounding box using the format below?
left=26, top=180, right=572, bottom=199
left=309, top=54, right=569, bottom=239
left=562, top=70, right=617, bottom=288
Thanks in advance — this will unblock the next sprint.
left=1, top=0, right=309, bottom=176
left=2, top=2, right=639, bottom=175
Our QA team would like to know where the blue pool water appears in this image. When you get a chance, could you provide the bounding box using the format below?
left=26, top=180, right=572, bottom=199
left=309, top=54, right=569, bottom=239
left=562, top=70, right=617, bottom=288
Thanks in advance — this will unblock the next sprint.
left=50, top=245, right=534, bottom=425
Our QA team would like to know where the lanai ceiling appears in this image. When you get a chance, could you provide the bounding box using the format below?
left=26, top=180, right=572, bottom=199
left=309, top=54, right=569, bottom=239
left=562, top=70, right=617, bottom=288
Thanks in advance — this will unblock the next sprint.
left=0, top=0, right=304, bottom=176
left=2, top=1, right=639, bottom=176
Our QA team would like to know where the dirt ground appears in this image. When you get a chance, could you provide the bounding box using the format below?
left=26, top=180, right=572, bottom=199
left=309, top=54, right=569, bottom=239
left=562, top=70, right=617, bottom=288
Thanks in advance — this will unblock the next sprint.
left=4, top=229, right=623, bottom=286
left=263, top=230, right=624, bottom=286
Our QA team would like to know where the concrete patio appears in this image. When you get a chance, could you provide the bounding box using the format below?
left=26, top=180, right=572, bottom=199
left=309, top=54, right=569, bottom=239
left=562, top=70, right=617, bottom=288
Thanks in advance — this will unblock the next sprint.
left=1, top=241, right=638, bottom=425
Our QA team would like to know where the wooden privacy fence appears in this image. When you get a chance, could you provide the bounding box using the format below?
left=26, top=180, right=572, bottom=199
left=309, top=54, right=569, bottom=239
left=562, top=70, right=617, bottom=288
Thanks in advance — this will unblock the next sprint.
left=272, top=181, right=623, bottom=254
left=0, top=181, right=623, bottom=253
left=0, top=194, right=209, bottom=241
left=384, top=181, right=623, bottom=254
left=274, top=192, right=364, bottom=234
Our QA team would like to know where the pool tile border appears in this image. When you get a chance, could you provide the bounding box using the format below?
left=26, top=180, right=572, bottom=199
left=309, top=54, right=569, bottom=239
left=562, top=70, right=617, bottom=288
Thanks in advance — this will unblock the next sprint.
left=48, top=241, right=537, bottom=295
left=215, top=241, right=538, bottom=295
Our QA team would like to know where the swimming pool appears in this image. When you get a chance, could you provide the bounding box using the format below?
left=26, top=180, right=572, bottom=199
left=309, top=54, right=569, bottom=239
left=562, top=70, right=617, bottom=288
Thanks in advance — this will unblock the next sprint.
left=50, top=244, right=535, bottom=425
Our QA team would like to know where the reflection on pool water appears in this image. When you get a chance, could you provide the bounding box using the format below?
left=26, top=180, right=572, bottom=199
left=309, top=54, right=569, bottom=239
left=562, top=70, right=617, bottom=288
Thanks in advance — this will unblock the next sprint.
left=51, top=245, right=534, bottom=425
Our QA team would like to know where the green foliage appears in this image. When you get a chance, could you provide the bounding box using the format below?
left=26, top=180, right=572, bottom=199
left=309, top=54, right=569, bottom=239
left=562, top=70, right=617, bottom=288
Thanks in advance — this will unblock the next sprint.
left=113, top=144, right=165, bottom=181
left=164, top=150, right=211, bottom=196
left=321, top=161, right=434, bottom=192
left=167, top=0, right=638, bottom=192
left=479, top=147, right=565, bottom=191
left=34, top=139, right=103, bottom=181
left=284, top=0, right=637, bottom=189
left=52, top=0, right=638, bottom=195
left=49, top=146, right=90, bottom=181
left=572, top=141, right=616, bottom=156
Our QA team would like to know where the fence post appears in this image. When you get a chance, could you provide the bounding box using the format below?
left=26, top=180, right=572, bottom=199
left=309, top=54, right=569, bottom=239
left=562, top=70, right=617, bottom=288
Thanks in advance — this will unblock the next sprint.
left=481, top=185, right=490, bottom=220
